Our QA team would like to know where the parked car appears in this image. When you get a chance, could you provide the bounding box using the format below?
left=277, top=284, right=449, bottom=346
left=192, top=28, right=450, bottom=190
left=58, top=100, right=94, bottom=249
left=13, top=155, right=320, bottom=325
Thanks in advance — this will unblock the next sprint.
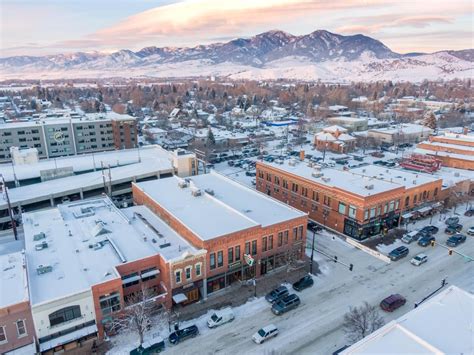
left=464, top=209, right=474, bottom=217
left=401, top=230, right=421, bottom=244
left=446, top=234, right=467, bottom=247
left=388, top=246, right=409, bottom=261
left=467, top=227, right=474, bottom=236
left=207, top=309, right=235, bottom=328
left=228, top=160, right=235, bottom=166
left=265, top=286, right=289, bottom=303
left=418, top=235, right=435, bottom=247
left=445, top=224, right=463, bottom=235
left=380, top=294, right=406, bottom=312
left=271, top=294, right=301, bottom=315
left=292, top=275, right=314, bottom=291
left=445, top=216, right=460, bottom=225
left=410, top=253, right=428, bottom=266
left=168, top=325, right=199, bottom=344
left=252, top=324, right=279, bottom=344
left=420, top=225, right=439, bottom=235
left=130, top=338, right=165, bottom=355
left=245, top=171, right=256, bottom=177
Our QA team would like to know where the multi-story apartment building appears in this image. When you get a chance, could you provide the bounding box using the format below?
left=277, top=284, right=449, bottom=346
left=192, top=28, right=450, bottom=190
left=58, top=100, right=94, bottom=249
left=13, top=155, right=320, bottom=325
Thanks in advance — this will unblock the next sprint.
left=256, top=159, right=442, bottom=240
left=0, top=112, right=137, bottom=162
left=12, top=171, right=306, bottom=353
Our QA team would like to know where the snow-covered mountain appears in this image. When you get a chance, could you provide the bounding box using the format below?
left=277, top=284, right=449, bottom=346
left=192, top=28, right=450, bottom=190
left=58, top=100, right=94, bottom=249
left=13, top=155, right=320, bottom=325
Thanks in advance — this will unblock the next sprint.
left=0, top=30, right=472, bottom=82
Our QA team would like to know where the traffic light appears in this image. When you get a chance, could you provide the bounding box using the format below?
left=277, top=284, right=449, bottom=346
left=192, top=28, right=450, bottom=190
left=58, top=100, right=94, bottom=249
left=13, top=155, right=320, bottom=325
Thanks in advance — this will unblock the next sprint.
left=349, top=264, right=354, bottom=271
left=449, top=249, right=453, bottom=256
left=333, top=256, right=338, bottom=263
left=430, top=240, right=435, bottom=247
left=441, top=278, right=446, bottom=287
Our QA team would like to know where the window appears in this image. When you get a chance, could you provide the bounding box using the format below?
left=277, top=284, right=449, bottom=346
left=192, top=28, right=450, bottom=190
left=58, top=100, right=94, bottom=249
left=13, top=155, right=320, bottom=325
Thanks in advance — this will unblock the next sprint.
left=251, top=240, right=257, bottom=255
left=414, top=195, right=417, bottom=203
left=175, top=270, right=182, bottom=283
left=274, top=176, right=280, bottom=185
left=210, top=253, right=216, bottom=269
left=245, top=242, right=250, bottom=255
left=262, top=237, right=267, bottom=252
left=338, top=202, right=346, bottom=214
left=235, top=246, right=241, bottom=261
left=369, top=208, right=376, bottom=218
left=268, top=235, right=273, bottom=250
left=217, top=251, right=223, bottom=267
left=324, top=196, right=331, bottom=206
left=16, top=319, right=27, bottom=338
left=312, top=191, right=319, bottom=202
left=291, top=183, right=299, bottom=193
left=377, top=206, right=381, bottom=216
left=434, top=188, right=438, bottom=196
left=0, top=326, right=7, bottom=344
left=258, top=171, right=264, bottom=178
left=301, top=187, right=308, bottom=197
left=395, top=200, right=400, bottom=210
left=278, top=232, right=283, bottom=247
left=195, top=263, right=202, bottom=276
left=284, top=230, right=289, bottom=244
left=141, top=267, right=158, bottom=282
left=122, top=272, right=139, bottom=288
left=298, top=226, right=304, bottom=240
left=293, top=227, right=298, bottom=240
left=348, top=205, right=356, bottom=218
left=364, top=210, right=369, bottom=220
left=266, top=173, right=272, bottom=181
left=49, top=306, right=82, bottom=327
left=228, top=247, right=234, bottom=264
left=389, top=201, right=395, bottom=212
left=283, top=180, right=288, bottom=189
left=383, top=203, right=388, bottom=213
left=405, top=196, right=410, bottom=207
left=99, top=293, right=121, bottom=316
left=185, top=267, right=192, bottom=280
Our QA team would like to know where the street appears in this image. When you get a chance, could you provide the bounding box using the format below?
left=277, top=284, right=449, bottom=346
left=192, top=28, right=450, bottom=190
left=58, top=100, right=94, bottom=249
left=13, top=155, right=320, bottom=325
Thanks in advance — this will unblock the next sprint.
left=156, top=213, right=474, bottom=355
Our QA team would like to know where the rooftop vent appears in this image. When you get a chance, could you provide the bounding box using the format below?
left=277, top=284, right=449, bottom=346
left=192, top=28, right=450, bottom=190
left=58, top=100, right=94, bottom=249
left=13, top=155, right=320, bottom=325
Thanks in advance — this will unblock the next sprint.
left=35, top=241, right=48, bottom=251
left=321, top=177, right=331, bottom=183
left=312, top=171, right=324, bottom=178
left=33, top=232, right=46, bottom=241
left=205, top=188, right=214, bottom=196
left=36, top=265, right=53, bottom=275
left=159, top=242, right=171, bottom=249
left=413, top=180, right=417, bottom=185
left=454, top=172, right=460, bottom=177
left=178, top=180, right=189, bottom=188
left=191, top=188, right=202, bottom=197
left=365, top=184, right=374, bottom=190
left=288, top=159, right=297, bottom=166
left=74, top=206, right=95, bottom=219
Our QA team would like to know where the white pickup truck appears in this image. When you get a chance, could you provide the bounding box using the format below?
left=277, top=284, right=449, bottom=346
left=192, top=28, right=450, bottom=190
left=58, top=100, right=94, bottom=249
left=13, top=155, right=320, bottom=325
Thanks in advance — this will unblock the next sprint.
left=207, top=308, right=235, bottom=328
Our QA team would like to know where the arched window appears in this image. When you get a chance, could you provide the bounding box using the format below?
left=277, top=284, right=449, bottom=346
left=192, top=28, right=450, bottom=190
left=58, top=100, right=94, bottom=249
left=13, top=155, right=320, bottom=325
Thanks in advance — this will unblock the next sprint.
left=405, top=196, right=410, bottom=207
left=49, top=305, right=81, bottom=327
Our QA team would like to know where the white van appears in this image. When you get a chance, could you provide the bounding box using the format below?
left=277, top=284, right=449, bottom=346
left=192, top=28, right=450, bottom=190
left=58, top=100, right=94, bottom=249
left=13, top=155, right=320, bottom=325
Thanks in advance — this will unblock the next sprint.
left=207, top=308, right=235, bottom=328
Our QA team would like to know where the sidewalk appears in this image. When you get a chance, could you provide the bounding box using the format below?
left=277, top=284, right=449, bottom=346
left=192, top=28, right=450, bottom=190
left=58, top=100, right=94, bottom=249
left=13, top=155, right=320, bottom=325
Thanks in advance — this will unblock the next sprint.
left=177, top=258, right=316, bottom=322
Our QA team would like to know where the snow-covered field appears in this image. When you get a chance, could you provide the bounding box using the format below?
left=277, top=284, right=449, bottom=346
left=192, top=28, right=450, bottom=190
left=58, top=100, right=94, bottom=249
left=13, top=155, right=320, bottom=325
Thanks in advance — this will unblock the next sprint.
left=107, top=208, right=474, bottom=354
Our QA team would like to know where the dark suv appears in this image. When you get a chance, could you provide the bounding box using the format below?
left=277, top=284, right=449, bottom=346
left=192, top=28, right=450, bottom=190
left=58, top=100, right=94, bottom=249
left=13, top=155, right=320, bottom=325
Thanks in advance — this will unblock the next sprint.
left=168, top=325, right=199, bottom=344
left=446, top=234, right=467, bottom=247
left=420, top=225, right=439, bottom=235
left=445, top=216, right=460, bottom=226
left=265, top=286, right=289, bottom=303
left=388, top=246, right=409, bottom=261
left=380, top=294, right=406, bottom=312
left=292, top=275, right=314, bottom=292
left=271, top=294, right=301, bottom=315
left=418, top=235, right=435, bottom=247
left=445, top=224, right=462, bottom=235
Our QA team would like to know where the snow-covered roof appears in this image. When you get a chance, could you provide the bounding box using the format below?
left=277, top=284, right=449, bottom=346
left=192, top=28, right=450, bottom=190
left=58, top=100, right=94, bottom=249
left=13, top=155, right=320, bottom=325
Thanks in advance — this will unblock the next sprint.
left=337, top=133, right=357, bottom=141
left=369, top=124, right=432, bottom=135
left=328, top=116, right=367, bottom=123
left=415, top=148, right=474, bottom=162
left=263, top=161, right=402, bottom=197
left=0, top=251, right=29, bottom=308
left=134, top=172, right=306, bottom=241
left=315, top=132, right=337, bottom=141
left=349, top=165, right=441, bottom=188
left=22, top=197, right=198, bottom=306
left=342, top=286, right=474, bottom=355
left=323, top=125, right=348, bottom=133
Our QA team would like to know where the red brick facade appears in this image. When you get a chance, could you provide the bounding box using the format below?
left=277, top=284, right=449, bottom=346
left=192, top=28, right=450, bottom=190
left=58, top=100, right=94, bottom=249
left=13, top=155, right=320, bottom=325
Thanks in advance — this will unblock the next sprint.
left=0, top=302, right=35, bottom=354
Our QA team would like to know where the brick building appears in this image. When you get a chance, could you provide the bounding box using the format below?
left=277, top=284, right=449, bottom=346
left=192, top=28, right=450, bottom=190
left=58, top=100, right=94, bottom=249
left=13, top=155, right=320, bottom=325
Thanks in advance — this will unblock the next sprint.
left=314, top=126, right=357, bottom=154
left=256, top=160, right=442, bottom=240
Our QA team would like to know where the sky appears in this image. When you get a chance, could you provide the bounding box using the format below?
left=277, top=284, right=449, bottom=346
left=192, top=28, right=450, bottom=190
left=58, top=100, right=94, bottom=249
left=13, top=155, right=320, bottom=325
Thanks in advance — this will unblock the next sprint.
left=1, top=0, right=472, bottom=57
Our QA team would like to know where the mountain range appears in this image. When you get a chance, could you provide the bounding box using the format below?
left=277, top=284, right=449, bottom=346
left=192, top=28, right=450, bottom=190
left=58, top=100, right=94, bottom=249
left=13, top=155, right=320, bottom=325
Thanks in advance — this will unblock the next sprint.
left=1, top=30, right=472, bottom=82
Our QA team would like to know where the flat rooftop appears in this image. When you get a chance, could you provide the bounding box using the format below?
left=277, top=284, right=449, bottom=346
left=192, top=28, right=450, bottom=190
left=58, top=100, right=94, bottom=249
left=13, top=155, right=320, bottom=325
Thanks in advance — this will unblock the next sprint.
left=134, top=171, right=306, bottom=241
left=349, top=165, right=441, bottom=188
left=369, top=124, right=431, bottom=135
left=23, top=197, right=197, bottom=306
left=342, top=286, right=474, bottom=355
left=1, top=145, right=169, bottom=182
left=0, top=251, right=28, bottom=308
left=415, top=147, right=474, bottom=162
left=262, top=160, right=402, bottom=197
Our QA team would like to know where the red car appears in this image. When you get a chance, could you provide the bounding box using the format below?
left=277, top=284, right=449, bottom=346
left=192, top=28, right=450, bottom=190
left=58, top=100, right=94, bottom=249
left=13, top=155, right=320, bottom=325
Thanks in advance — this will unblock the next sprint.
left=380, top=294, right=406, bottom=312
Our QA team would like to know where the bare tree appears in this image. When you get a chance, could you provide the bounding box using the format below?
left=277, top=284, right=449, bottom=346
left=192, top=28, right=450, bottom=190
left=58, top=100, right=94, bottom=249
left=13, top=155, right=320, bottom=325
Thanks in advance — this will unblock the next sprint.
left=343, top=302, right=385, bottom=343
left=110, top=287, right=161, bottom=346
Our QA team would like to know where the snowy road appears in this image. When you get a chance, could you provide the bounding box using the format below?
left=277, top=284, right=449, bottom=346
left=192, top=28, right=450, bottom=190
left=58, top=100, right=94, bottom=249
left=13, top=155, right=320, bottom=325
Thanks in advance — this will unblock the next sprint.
left=159, top=215, right=473, bottom=355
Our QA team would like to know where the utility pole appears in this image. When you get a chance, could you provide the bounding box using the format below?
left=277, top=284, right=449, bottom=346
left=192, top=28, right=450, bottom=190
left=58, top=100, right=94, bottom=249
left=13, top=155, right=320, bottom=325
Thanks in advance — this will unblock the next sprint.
left=309, top=230, right=316, bottom=274
left=0, top=175, right=18, bottom=240
left=101, top=161, right=107, bottom=195
left=107, top=164, right=112, bottom=197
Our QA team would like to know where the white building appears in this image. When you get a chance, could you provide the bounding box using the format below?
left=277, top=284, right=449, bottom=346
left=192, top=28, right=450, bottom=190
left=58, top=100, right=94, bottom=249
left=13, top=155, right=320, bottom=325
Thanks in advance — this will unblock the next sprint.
left=367, top=124, right=433, bottom=144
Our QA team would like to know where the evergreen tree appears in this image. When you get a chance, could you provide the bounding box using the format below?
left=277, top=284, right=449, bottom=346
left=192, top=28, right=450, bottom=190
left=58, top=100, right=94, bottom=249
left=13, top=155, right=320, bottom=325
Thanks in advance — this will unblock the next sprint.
left=207, top=128, right=216, bottom=146
left=423, top=111, right=437, bottom=130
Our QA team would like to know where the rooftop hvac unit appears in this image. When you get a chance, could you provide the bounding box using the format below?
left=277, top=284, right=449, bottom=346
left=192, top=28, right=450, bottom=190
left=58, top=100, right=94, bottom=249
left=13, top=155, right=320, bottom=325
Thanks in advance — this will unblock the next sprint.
left=321, top=177, right=331, bottom=182
left=288, top=159, right=297, bottom=166
left=36, top=265, right=53, bottom=275
left=205, top=188, right=214, bottom=196
left=454, top=172, right=460, bottom=177
left=178, top=180, right=188, bottom=188
left=312, top=171, right=324, bottom=178
left=365, top=184, right=374, bottom=190
left=35, top=241, right=48, bottom=251
left=191, top=188, right=202, bottom=197
left=33, top=232, right=46, bottom=241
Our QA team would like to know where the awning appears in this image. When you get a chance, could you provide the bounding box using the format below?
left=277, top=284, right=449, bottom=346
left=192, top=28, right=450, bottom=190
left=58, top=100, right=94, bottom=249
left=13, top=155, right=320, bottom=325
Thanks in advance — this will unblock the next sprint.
left=122, top=275, right=141, bottom=284
left=402, top=212, right=413, bottom=219
left=141, top=269, right=160, bottom=279
left=418, top=206, right=432, bottom=213
left=172, top=293, right=188, bottom=304
left=5, top=342, right=36, bottom=355
left=39, top=324, right=98, bottom=352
